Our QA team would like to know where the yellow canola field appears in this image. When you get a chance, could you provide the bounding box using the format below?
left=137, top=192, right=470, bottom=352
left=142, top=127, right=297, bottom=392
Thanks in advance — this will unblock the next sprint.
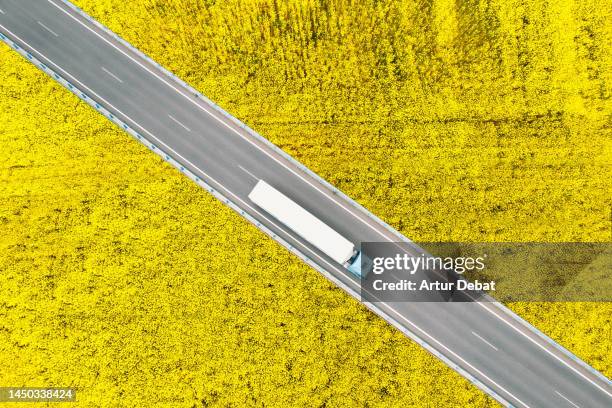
left=0, top=0, right=610, bottom=406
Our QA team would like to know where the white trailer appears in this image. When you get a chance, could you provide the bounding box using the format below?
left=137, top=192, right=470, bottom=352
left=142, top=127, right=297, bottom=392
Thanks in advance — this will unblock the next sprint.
left=248, top=180, right=365, bottom=276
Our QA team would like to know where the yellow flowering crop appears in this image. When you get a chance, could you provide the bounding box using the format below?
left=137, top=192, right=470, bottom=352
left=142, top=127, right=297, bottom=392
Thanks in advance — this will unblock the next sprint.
left=0, top=0, right=609, bottom=406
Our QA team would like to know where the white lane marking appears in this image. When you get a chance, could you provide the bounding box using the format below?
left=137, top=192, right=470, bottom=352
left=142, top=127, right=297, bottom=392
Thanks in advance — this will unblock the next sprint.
left=37, top=21, right=59, bottom=37
left=0, top=9, right=5, bottom=15
left=472, top=331, right=499, bottom=351
left=555, top=391, right=581, bottom=408
left=25, top=3, right=612, bottom=403
left=381, top=305, right=531, bottom=407
left=8, top=7, right=611, bottom=403
left=47, top=0, right=395, bottom=244
left=168, top=114, right=191, bottom=132
left=477, top=301, right=612, bottom=399
left=238, top=165, right=259, bottom=181
left=101, top=66, right=123, bottom=83
left=2, top=26, right=530, bottom=408
left=5, top=9, right=603, bottom=404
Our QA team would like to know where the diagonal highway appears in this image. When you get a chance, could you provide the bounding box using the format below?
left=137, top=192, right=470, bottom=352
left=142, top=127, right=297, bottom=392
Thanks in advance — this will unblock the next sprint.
left=1, top=1, right=610, bottom=406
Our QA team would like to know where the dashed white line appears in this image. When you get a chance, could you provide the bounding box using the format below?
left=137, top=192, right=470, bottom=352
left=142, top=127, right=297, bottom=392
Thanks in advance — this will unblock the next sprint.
left=387, top=310, right=531, bottom=408
left=37, top=21, right=59, bottom=37
left=47, top=0, right=395, bottom=244
left=477, top=300, right=612, bottom=399
left=11, top=4, right=612, bottom=403
left=472, top=331, right=499, bottom=351
left=4, top=10, right=605, bottom=407
left=168, top=114, right=191, bottom=132
left=0, top=9, right=5, bottom=15
left=1, top=23, right=532, bottom=408
left=238, top=165, right=259, bottom=181
left=555, top=391, right=581, bottom=408
left=46, top=0, right=441, bottom=293
left=7, top=6, right=612, bottom=405
left=47, top=0, right=422, bottom=282
left=101, top=66, right=123, bottom=83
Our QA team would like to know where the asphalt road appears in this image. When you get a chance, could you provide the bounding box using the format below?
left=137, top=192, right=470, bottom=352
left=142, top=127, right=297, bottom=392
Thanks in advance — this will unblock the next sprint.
left=1, top=1, right=611, bottom=406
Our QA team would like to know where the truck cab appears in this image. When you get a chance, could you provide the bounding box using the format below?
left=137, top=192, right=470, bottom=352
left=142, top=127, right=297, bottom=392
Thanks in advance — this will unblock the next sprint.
left=347, top=251, right=372, bottom=279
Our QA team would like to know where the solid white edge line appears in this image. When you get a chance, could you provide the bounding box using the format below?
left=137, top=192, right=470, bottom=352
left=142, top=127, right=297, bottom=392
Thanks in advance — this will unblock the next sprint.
left=37, top=21, right=59, bottom=37
left=555, top=391, right=581, bottom=408
left=168, top=114, right=191, bottom=132
left=387, top=310, right=531, bottom=408
left=7, top=3, right=612, bottom=402
left=47, top=0, right=432, bottom=275
left=46, top=0, right=397, bottom=244
left=477, top=301, right=612, bottom=398
left=472, top=331, right=499, bottom=351
left=101, top=66, right=123, bottom=83
left=0, top=23, right=531, bottom=408
left=6, top=6, right=610, bottom=403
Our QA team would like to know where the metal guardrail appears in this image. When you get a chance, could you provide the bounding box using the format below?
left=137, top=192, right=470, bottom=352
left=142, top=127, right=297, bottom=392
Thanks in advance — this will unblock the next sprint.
left=2, top=2, right=609, bottom=404
left=0, top=24, right=514, bottom=406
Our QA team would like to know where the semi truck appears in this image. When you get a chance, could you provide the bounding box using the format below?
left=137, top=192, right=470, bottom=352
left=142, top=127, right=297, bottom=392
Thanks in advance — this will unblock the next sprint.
left=248, top=180, right=368, bottom=278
